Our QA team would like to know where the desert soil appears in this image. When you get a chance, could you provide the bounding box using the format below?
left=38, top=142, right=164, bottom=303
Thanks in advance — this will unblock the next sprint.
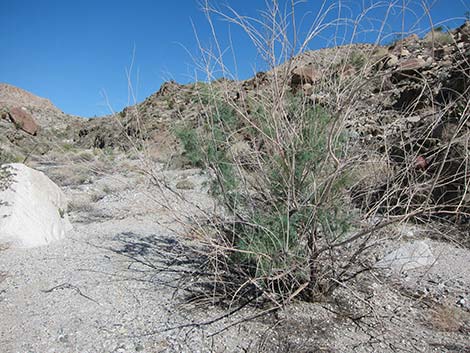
left=1, top=160, right=470, bottom=353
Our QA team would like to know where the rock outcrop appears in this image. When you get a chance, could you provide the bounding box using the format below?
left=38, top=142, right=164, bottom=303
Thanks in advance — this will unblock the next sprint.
left=291, top=64, right=322, bottom=85
left=2, top=107, right=39, bottom=135
left=0, top=163, right=72, bottom=248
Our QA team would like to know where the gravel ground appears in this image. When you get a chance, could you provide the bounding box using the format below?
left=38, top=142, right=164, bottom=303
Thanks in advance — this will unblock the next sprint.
left=0, top=166, right=269, bottom=353
left=1, top=163, right=470, bottom=353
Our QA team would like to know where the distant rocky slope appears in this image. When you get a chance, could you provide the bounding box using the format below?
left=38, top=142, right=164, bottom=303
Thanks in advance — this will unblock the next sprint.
left=0, top=83, right=81, bottom=164
left=75, top=23, right=469, bottom=159
left=0, top=83, right=58, bottom=111
left=0, top=83, right=79, bottom=128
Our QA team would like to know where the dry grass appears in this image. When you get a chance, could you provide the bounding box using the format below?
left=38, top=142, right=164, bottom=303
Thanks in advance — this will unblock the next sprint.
left=429, top=304, right=469, bottom=333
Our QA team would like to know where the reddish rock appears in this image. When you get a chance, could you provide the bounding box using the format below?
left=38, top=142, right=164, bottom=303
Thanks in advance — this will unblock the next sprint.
left=8, top=107, right=39, bottom=135
left=398, top=57, right=427, bottom=72
left=291, top=65, right=321, bottom=85
left=340, top=64, right=356, bottom=78
left=415, top=156, right=428, bottom=170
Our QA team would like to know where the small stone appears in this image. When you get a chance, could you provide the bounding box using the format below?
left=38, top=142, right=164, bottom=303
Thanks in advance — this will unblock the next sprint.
left=406, top=116, right=421, bottom=123
left=440, top=60, right=452, bottom=67
left=386, top=54, right=399, bottom=68
left=398, top=57, right=426, bottom=71
left=375, top=241, right=435, bottom=272
left=291, top=64, right=322, bottom=85
left=176, top=179, right=195, bottom=190
left=302, top=83, right=313, bottom=95
left=58, top=335, right=69, bottom=343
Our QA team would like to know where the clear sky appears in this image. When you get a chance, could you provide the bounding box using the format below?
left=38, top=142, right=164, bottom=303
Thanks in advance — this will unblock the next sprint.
left=1, top=0, right=468, bottom=117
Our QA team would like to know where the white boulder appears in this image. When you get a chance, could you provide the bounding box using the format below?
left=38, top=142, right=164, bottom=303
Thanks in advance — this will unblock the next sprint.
left=0, top=163, right=72, bottom=248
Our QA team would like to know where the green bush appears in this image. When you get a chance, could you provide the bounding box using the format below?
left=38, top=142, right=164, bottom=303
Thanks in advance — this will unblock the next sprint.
left=174, top=125, right=205, bottom=167
left=0, top=150, right=22, bottom=165
left=193, top=87, right=358, bottom=301
left=348, top=50, right=366, bottom=69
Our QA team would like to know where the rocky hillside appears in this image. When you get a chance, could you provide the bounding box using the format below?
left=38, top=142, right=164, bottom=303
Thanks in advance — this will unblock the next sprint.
left=0, top=83, right=82, bottom=165
left=0, top=83, right=80, bottom=128
left=0, top=83, right=59, bottom=112
left=73, top=22, right=470, bottom=222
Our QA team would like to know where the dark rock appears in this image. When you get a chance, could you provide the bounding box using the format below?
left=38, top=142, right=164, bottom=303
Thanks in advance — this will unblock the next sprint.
left=156, top=80, right=181, bottom=97
left=455, top=21, right=470, bottom=42
left=414, top=156, right=428, bottom=170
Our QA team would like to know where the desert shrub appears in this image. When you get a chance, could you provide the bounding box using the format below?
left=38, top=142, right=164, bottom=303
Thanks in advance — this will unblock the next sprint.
left=424, top=30, right=454, bottom=46
left=348, top=50, right=367, bottom=69
left=0, top=150, right=22, bottom=165
left=187, top=76, right=368, bottom=302
left=174, top=125, right=205, bottom=167
left=172, top=0, right=416, bottom=307
left=166, top=0, right=447, bottom=306
left=61, top=143, right=75, bottom=152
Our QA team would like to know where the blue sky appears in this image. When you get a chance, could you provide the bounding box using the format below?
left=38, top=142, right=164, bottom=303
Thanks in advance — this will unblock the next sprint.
left=1, top=0, right=468, bottom=117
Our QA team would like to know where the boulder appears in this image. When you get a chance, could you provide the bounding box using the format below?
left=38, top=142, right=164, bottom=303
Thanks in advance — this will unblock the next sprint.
left=291, top=65, right=321, bottom=85
left=0, top=163, right=72, bottom=248
left=375, top=241, right=435, bottom=272
left=302, top=83, right=313, bottom=95
left=156, top=80, right=182, bottom=97
left=7, top=107, right=39, bottom=135
left=398, top=57, right=427, bottom=72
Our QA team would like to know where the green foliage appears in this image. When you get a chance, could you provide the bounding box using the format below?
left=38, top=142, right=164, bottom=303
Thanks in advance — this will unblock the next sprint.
left=193, top=82, right=223, bottom=106
left=12, top=120, right=24, bottom=130
left=435, top=32, right=453, bottom=45
left=232, top=210, right=309, bottom=280
left=200, top=91, right=356, bottom=298
left=175, top=84, right=238, bottom=172
left=174, top=125, right=205, bottom=167
left=0, top=150, right=23, bottom=165
left=425, top=30, right=453, bottom=46
left=62, top=143, right=75, bottom=152
left=348, top=50, right=366, bottom=69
